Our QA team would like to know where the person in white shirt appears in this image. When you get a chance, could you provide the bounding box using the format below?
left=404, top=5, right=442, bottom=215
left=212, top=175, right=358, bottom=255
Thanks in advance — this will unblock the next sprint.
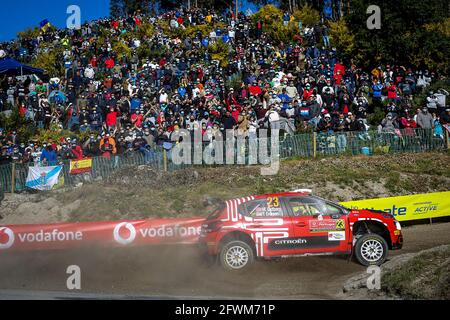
left=159, top=89, right=169, bottom=104
left=209, top=30, right=217, bottom=41
left=315, top=93, right=323, bottom=108
left=228, top=27, right=235, bottom=40
left=84, top=65, right=95, bottom=79
left=192, top=86, right=201, bottom=99
left=265, top=106, right=280, bottom=130
left=322, top=84, right=334, bottom=95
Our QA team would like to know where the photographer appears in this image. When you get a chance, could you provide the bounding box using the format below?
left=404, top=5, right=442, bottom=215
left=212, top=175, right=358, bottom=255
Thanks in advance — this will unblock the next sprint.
left=99, top=134, right=117, bottom=159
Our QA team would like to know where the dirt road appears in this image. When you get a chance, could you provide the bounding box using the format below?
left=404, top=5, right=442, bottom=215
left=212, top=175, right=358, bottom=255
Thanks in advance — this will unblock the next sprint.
left=1, top=222, right=450, bottom=299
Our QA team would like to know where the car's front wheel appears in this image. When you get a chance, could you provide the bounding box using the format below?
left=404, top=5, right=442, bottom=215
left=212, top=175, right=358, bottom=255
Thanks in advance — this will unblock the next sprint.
left=219, top=240, right=254, bottom=271
left=354, top=234, right=388, bottom=266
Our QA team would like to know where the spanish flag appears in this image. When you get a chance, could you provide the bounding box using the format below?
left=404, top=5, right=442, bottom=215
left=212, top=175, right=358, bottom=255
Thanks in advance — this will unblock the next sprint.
left=69, top=158, right=93, bottom=175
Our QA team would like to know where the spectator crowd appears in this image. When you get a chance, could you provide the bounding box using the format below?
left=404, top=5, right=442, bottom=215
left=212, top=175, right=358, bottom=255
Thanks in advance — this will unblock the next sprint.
left=0, top=6, right=449, bottom=166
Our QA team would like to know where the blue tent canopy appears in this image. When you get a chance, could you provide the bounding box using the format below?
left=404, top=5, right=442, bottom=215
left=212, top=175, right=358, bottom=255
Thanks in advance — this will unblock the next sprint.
left=0, top=58, right=44, bottom=75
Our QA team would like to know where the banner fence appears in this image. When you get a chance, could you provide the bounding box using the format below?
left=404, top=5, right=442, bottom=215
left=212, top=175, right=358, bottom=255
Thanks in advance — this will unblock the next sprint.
left=0, top=218, right=204, bottom=252
left=340, top=191, right=450, bottom=222
left=0, top=127, right=448, bottom=193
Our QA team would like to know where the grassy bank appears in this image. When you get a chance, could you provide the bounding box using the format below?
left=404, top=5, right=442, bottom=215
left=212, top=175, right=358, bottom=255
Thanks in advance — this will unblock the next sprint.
left=382, top=245, right=450, bottom=299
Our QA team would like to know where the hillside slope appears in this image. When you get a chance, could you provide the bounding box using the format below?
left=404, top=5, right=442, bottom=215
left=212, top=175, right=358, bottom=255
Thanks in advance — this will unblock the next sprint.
left=1, top=152, right=449, bottom=224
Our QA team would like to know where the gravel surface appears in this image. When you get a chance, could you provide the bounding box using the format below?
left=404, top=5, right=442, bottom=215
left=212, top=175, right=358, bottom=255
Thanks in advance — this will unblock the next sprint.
left=0, top=222, right=449, bottom=299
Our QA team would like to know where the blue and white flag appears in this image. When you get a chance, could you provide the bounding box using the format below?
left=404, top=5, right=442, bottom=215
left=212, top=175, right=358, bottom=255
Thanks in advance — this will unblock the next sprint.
left=26, top=166, right=62, bottom=191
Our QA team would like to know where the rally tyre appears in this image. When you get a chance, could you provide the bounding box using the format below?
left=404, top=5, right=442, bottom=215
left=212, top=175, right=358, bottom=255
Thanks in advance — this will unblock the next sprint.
left=220, top=240, right=254, bottom=271
left=354, top=234, right=388, bottom=266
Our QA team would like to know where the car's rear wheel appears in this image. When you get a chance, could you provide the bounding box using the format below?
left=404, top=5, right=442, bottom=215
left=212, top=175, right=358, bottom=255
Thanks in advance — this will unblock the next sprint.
left=219, top=240, right=254, bottom=271
left=354, top=234, right=388, bottom=266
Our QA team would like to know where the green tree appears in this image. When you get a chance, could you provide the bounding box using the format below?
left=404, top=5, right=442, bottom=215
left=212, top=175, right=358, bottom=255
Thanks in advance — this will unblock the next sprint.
left=32, top=49, right=64, bottom=77
left=110, top=0, right=152, bottom=16
left=328, top=19, right=355, bottom=59
left=293, top=4, right=320, bottom=26
left=110, top=0, right=123, bottom=18
left=345, top=0, right=449, bottom=74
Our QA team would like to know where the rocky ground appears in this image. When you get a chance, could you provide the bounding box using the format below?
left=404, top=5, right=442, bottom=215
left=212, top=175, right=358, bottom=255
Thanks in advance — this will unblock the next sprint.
left=1, top=152, right=449, bottom=225
left=343, top=244, right=450, bottom=300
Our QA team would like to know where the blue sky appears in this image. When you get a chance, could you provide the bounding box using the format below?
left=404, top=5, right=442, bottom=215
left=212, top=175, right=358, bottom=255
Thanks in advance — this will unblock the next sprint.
left=0, top=0, right=262, bottom=42
left=0, top=0, right=110, bottom=42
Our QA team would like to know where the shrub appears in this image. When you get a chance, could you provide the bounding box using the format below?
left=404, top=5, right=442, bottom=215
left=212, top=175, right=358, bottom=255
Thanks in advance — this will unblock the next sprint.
left=226, top=72, right=243, bottom=91
left=0, top=108, right=34, bottom=142
left=208, top=40, right=231, bottom=67
left=252, top=4, right=283, bottom=27
left=17, top=28, right=41, bottom=40
left=328, top=19, right=356, bottom=59
left=33, top=125, right=91, bottom=144
left=32, top=49, right=64, bottom=77
left=112, top=40, right=132, bottom=60
left=367, top=106, right=385, bottom=128
left=293, top=5, right=321, bottom=27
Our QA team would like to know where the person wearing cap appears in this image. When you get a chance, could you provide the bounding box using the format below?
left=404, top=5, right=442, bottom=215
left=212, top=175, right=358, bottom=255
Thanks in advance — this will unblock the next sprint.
left=40, top=142, right=57, bottom=166
left=426, top=92, right=439, bottom=114
left=70, top=140, right=84, bottom=160
left=416, top=107, right=433, bottom=130
left=237, top=110, right=249, bottom=137
left=59, top=142, right=75, bottom=160
left=332, top=113, right=350, bottom=153
left=387, top=81, right=398, bottom=103
left=380, top=113, right=399, bottom=134
left=317, top=113, right=333, bottom=133
left=106, top=106, right=119, bottom=130
left=249, top=81, right=262, bottom=97
left=99, top=133, right=117, bottom=158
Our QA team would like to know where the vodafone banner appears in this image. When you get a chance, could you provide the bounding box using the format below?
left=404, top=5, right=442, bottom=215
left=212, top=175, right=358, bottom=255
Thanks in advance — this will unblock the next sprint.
left=0, top=218, right=206, bottom=252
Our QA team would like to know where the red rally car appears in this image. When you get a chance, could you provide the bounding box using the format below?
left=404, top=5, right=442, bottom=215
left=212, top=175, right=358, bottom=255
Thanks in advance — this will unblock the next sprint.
left=199, top=190, right=403, bottom=271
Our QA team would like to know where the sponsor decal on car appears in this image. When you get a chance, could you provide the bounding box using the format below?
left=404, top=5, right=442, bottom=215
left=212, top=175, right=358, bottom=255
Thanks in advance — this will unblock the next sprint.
left=328, top=231, right=346, bottom=241
left=268, top=236, right=340, bottom=250
left=309, top=219, right=345, bottom=232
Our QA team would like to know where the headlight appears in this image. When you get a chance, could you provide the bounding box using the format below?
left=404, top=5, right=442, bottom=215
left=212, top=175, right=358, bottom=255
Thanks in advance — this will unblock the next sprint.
left=395, top=221, right=402, bottom=230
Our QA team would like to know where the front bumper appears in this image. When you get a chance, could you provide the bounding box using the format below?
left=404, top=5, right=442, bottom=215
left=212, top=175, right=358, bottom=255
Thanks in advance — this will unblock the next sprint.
left=392, top=232, right=403, bottom=250
left=198, top=233, right=220, bottom=255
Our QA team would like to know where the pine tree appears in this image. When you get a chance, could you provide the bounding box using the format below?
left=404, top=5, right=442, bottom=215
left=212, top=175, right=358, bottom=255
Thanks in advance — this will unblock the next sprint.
left=110, top=0, right=152, bottom=18
left=123, top=0, right=151, bottom=15
left=110, top=0, right=123, bottom=18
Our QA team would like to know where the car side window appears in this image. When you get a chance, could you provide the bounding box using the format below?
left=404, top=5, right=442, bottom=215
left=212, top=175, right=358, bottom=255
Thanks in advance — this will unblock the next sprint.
left=325, top=203, right=343, bottom=215
left=288, top=197, right=320, bottom=217
left=288, top=197, right=343, bottom=217
left=244, top=197, right=284, bottom=217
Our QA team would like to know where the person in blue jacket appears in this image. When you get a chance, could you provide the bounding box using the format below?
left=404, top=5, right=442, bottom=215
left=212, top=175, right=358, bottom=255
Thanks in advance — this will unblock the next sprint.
left=40, top=143, right=57, bottom=166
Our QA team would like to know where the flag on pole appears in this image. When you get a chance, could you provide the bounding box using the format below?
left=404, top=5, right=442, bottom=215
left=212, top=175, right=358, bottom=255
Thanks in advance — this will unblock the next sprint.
left=26, top=166, right=63, bottom=191
left=39, top=19, right=49, bottom=28
left=39, top=19, right=51, bottom=32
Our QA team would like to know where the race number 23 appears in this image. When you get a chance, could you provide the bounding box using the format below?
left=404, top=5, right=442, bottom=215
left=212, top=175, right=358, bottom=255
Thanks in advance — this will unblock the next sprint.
left=267, top=197, right=280, bottom=208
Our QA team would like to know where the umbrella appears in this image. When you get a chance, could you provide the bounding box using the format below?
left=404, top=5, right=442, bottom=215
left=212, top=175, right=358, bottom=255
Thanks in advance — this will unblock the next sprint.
left=48, top=90, right=67, bottom=104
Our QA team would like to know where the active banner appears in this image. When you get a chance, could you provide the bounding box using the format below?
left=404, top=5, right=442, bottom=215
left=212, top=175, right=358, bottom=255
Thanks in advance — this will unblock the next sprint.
left=340, top=191, right=450, bottom=222
left=0, top=218, right=204, bottom=252
left=69, top=158, right=93, bottom=175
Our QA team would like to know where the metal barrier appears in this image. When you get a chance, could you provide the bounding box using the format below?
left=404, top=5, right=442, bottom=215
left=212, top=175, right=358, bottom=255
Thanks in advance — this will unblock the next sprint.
left=0, top=128, right=447, bottom=193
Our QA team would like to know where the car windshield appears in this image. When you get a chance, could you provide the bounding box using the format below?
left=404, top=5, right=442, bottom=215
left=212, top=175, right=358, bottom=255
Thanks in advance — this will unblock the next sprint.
left=310, top=196, right=350, bottom=214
